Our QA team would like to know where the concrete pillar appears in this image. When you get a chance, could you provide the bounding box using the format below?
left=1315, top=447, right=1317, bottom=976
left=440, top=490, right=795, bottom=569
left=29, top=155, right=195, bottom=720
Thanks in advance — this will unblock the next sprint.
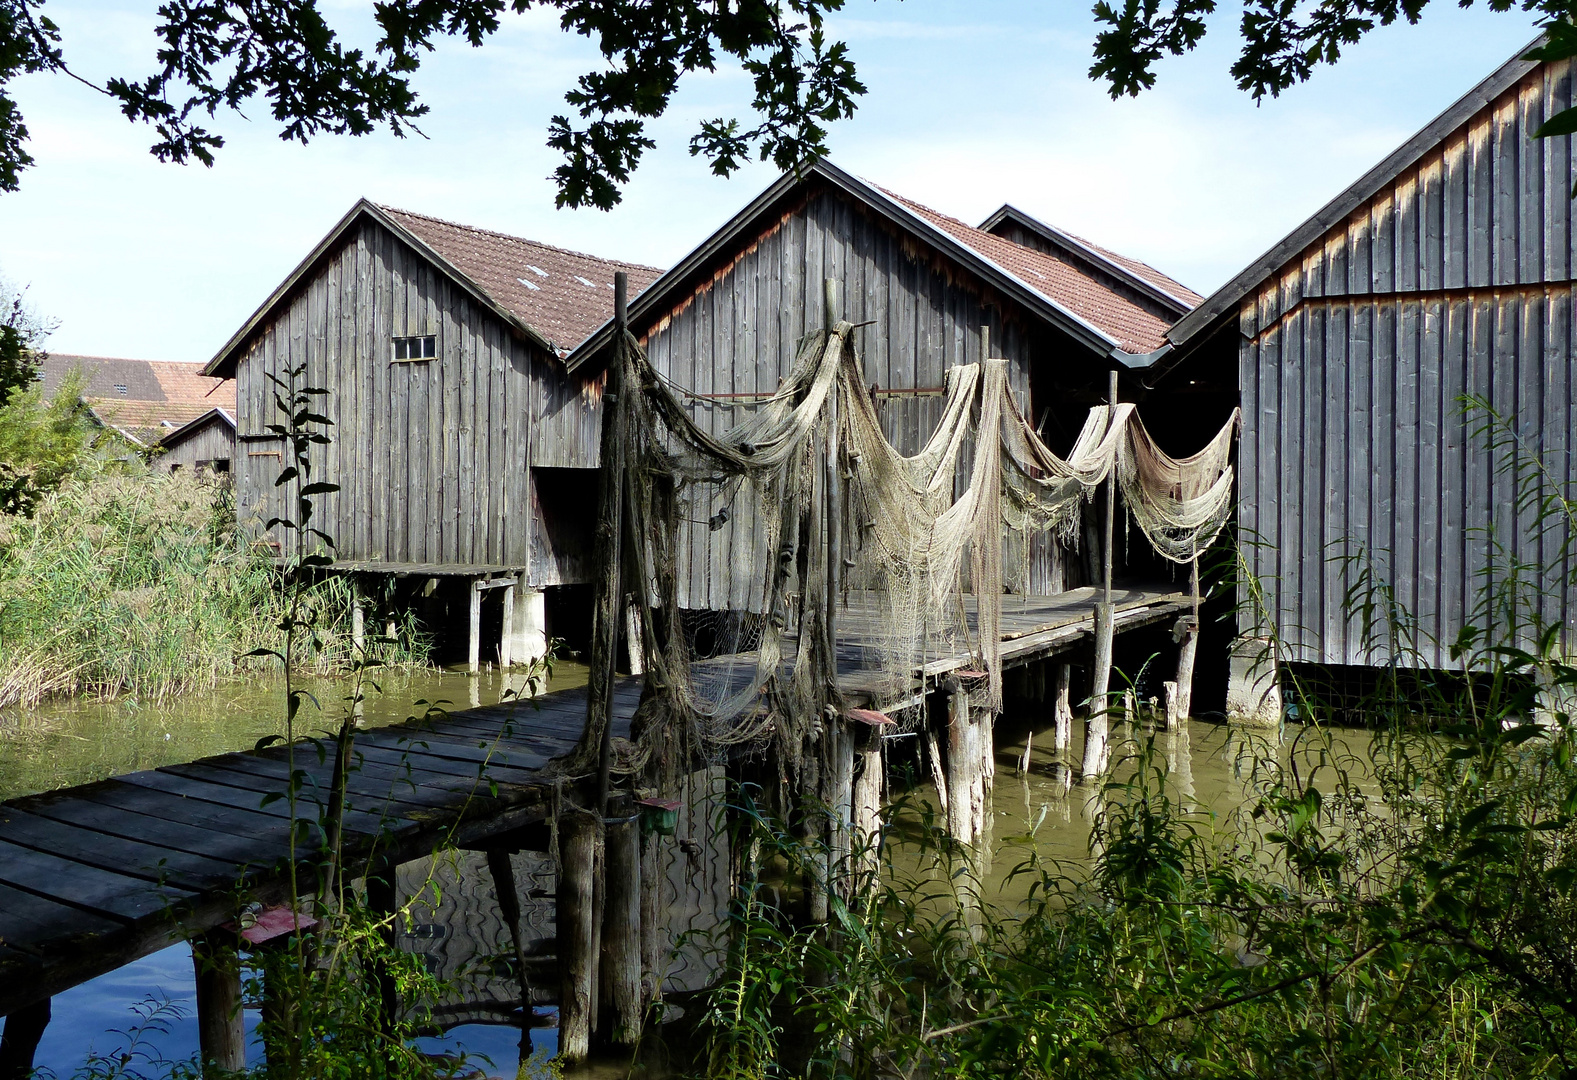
left=1226, top=636, right=1282, bottom=727
left=508, top=579, right=548, bottom=668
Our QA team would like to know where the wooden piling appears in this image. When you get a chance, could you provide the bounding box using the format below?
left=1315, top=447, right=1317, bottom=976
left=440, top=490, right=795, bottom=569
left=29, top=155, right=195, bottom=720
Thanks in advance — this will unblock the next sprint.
left=500, top=582, right=515, bottom=669
left=1053, top=663, right=1073, bottom=753
left=351, top=602, right=365, bottom=656
left=1086, top=368, right=1119, bottom=778
left=556, top=807, right=598, bottom=1065
left=192, top=931, right=245, bottom=1076
left=824, top=278, right=842, bottom=655
left=852, top=726, right=882, bottom=880
left=365, top=864, right=400, bottom=1035
left=591, top=272, right=631, bottom=812
left=485, top=848, right=534, bottom=1062
left=944, top=677, right=976, bottom=845
left=827, top=718, right=855, bottom=898
left=468, top=578, right=482, bottom=672
left=924, top=725, right=949, bottom=815
left=0, top=998, right=50, bottom=1080
left=599, top=796, right=643, bottom=1047
left=1171, top=557, right=1201, bottom=727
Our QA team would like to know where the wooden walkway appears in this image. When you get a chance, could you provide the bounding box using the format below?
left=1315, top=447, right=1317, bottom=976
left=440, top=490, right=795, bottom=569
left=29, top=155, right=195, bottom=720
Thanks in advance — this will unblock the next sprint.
left=0, top=583, right=1185, bottom=1018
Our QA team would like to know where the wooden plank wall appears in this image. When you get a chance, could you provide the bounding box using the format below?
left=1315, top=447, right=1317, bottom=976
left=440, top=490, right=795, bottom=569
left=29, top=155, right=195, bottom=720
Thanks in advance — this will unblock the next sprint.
left=642, top=185, right=1063, bottom=611
left=157, top=422, right=236, bottom=473
left=233, top=219, right=605, bottom=586
left=1239, top=58, right=1577, bottom=668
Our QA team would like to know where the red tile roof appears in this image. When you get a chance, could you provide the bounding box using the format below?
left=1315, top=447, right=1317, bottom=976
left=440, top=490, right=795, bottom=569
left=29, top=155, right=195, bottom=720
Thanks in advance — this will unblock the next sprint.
left=1057, top=230, right=1203, bottom=309
left=884, top=192, right=1180, bottom=353
left=380, top=207, right=663, bottom=356
left=42, top=354, right=235, bottom=442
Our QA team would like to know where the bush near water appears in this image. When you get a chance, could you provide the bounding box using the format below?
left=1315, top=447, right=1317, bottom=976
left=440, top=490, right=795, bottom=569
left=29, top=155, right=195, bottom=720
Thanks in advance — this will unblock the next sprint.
left=0, top=465, right=429, bottom=709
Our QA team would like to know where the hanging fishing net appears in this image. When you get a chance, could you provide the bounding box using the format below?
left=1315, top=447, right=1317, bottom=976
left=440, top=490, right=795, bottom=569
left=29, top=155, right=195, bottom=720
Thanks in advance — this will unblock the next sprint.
left=581, top=322, right=1239, bottom=792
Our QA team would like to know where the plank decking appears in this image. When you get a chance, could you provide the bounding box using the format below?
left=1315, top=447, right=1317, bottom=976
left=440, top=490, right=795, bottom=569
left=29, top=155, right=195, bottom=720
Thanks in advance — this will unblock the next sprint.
left=0, top=584, right=1186, bottom=1017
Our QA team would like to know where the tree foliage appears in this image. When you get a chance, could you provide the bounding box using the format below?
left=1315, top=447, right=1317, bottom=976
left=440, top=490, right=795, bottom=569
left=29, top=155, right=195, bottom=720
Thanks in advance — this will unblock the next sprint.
left=0, top=0, right=865, bottom=208
left=1090, top=0, right=1577, bottom=138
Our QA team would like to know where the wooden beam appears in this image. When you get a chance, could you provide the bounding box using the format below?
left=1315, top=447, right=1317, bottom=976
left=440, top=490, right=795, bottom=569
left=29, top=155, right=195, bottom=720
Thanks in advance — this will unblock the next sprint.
left=599, top=795, right=642, bottom=1047
left=556, top=807, right=597, bottom=1065
left=0, top=998, right=50, bottom=1080
left=192, top=931, right=245, bottom=1076
left=468, top=579, right=482, bottom=672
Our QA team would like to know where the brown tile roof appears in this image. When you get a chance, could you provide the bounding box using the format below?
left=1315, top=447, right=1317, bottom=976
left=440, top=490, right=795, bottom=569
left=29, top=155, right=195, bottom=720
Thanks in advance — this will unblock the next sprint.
left=884, top=193, right=1179, bottom=353
left=1057, top=230, right=1203, bottom=309
left=41, top=354, right=235, bottom=443
left=380, top=206, right=663, bottom=356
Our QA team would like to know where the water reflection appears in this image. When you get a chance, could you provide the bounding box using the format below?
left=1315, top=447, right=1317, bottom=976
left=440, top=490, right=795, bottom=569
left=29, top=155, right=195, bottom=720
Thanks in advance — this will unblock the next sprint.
left=0, top=663, right=590, bottom=801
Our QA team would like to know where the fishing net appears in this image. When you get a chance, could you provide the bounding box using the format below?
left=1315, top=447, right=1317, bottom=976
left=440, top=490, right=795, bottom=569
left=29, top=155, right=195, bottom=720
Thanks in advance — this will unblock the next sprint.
left=588, top=323, right=1239, bottom=793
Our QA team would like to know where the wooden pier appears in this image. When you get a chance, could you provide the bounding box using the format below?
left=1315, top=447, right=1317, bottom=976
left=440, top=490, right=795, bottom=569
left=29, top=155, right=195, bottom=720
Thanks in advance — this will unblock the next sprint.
left=0, top=582, right=1186, bottom=1027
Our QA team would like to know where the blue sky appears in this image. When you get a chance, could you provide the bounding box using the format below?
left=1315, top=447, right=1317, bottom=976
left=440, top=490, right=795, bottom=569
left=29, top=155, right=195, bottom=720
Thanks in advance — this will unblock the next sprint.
left=0, top=0, right=1545, bottom=363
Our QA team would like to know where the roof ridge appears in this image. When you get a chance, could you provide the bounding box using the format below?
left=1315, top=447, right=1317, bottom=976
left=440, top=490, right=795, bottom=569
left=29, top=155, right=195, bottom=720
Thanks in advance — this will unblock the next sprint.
left=376, top=204, right=663, bottom=274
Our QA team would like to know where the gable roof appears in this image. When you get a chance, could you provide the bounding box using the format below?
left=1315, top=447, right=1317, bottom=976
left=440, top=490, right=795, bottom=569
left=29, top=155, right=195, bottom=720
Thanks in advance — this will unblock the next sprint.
left=153, top=406, right=236, bottom=450
left=978, top=204, right=1202, bottom=313
left=43, top=353, right=235, bottom=443
left=566, top=159, right=1193, bottom=372
left=1166, top=37, right=1542, bottom=352
left=205, top=199, right=662, bottom=377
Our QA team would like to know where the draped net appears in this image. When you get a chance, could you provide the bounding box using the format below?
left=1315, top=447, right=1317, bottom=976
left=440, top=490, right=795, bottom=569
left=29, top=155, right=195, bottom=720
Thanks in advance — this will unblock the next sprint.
left=609, top=323, right=1240, bottom=786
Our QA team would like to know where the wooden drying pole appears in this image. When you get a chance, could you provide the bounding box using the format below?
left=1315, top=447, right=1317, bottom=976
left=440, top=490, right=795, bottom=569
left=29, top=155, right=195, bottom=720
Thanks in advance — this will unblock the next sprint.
left=1166, top=558, right=1201, bottom=728
left=1083, top=369, right=1119, bottom=778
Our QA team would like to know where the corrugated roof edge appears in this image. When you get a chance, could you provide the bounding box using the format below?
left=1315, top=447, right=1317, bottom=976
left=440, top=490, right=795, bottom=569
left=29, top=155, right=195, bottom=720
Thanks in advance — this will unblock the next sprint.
left=203, top=199, right=560, bottom=378
left=1163, top=35, right=1544, bottom=359
left=564, top=158, right=1135, bottom=375
left=977, top=204, right=1201, bottom=315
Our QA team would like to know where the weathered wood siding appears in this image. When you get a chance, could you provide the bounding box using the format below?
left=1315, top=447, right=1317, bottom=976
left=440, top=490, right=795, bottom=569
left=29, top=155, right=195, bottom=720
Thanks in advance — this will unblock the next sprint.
left=233, top=218, right=605, bottom=586
left=642, top=185, right=1067, bottom=611
left=157, top=421, right=235, bottom=474
left=1239, top=58, right=1577, bottom=667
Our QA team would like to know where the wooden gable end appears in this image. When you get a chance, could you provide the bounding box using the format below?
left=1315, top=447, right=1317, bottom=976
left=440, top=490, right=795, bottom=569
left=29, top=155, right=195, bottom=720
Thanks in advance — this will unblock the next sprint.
left=232, top=215, right=606, bottom=580
left=1236, top=55, right=1577, bottom=669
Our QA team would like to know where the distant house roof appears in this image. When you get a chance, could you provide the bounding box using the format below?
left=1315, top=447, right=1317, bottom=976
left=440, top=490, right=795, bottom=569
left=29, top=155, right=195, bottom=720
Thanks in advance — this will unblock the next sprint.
left=41, top=353, right=236, bottom=445
left=1165, top=37, right=1541, bottom=354
left=567, top=159, right=1196, bottom=372
left=205, top=199, right=662, bottom=377
left=977, top=204, right=1203, bottom=313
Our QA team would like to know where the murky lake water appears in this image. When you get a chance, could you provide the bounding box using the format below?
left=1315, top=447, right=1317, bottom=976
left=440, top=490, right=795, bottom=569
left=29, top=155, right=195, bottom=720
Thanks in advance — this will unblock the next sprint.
left=0, top=671, right=1376, bottom=1079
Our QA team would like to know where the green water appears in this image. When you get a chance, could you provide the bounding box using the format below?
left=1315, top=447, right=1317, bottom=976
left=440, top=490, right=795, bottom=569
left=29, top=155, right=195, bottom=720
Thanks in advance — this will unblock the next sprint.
left=0, top=663, right=590, bottom=802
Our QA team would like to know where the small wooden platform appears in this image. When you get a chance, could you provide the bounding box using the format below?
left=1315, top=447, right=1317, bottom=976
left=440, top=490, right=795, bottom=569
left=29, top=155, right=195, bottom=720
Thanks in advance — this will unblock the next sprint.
left=0, top=583, right=1184, bottom=1018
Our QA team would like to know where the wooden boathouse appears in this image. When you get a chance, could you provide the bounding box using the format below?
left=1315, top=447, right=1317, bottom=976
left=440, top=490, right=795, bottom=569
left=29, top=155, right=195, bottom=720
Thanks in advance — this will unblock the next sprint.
left=567, top=160, right=1227, bottom=606
left=202, top=201, right=661, bottom=666
left=1159, top=40, right=1577, bottom=705
left=152, top=407, right=237, bottom=477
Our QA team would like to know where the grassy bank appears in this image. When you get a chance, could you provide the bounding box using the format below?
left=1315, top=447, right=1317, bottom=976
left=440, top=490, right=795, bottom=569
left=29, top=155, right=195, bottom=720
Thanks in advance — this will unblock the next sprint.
left=0, top=466, right=429, bottom=709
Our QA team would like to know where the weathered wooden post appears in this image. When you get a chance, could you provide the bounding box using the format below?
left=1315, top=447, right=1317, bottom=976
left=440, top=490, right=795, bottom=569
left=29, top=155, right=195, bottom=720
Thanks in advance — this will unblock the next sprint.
left=468, top=578, right=483, bottom=672
left=365, top=863, right=400, bottom=1036
left=1084, top=369, right=1119, bottom=778
left=850, top=714, right=887, bottom=881
left=192, top=932, right=246, bottom=1076
left=485, top=848, right=534, bottom=1063
left=500, top=580, right=515, bottom=669
left=1166, top=557, right=1201, bottom=728
left=944, top=676, right=975, bottom=845
left=1053, top=663, right=1073, bottom=753
left=557, top=806, right=598, bottom=1065
left=599, top=793, right=643, bottom=1047
left=0, top=998, right=51, bottom=1080
left=351, top=601, right=366, bottom=656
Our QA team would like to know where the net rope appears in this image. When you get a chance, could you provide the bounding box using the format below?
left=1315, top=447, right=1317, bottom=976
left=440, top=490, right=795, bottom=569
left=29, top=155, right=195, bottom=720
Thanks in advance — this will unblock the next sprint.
left=605, top=323, right=1240, bottom=787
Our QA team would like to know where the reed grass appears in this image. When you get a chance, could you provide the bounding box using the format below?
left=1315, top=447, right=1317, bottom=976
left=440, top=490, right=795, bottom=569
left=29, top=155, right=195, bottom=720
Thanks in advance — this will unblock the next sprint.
left=0, top=465, right=429, bottom=709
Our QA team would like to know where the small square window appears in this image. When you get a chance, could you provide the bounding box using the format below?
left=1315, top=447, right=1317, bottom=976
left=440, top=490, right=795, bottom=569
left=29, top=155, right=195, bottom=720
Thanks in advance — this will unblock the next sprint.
left=392, top=334, right=437, bottom=362
left=113, top=383, right=129, bottom=396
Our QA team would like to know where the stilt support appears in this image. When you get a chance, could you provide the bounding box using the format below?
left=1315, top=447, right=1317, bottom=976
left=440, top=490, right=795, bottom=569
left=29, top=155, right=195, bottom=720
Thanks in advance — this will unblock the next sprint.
left=0, top=998, right=51, bottom=1080
left=468, top=579, right=483, bottom=672
left=1053, top=663, right=1073, bottom=753
left=500, top=583, right=515, bottom=669
left=556, top=807, right=598, bottom=1065
left=192, top=931, right=246, bottom=1076
left=1084, top=605, right=1114, bottom=777
left=599, top=795, right=643, bottom=1047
